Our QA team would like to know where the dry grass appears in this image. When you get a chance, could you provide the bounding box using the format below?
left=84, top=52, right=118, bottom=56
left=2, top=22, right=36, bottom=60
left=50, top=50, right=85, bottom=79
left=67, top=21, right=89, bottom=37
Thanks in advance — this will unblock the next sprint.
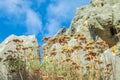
left=41, top=33, right=113, bottom=80
left=0, top=33, right=115, bottom=80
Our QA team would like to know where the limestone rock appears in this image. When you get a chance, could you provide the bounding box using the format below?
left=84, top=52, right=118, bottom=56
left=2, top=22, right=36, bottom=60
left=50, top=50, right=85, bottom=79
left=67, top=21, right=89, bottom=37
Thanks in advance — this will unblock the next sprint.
left=42, top=0, right=120, bottom=80
left=101, top=50, right=120, bottom=80
left=65, top=1, right=120, bottom=78
left=54, top=27, right=67, bottom=37
left=0, top=34, right=39, bottom=80
left=91, top=0, right=120, bottom=6
left=67, top=0, right=120, bottom=47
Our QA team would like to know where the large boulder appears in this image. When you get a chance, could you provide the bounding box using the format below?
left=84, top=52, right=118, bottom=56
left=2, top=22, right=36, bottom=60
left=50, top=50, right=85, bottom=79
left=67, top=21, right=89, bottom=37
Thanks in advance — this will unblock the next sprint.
left=0, top=34, right=39, bottom=80
left=67, top=0, right=120, bottom=48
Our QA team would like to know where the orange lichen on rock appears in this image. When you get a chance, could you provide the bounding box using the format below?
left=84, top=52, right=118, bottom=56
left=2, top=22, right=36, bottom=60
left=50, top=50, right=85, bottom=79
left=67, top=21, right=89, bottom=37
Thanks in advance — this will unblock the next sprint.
left=73, top=34, right=84, bottom=39
left=110, top=46, right=117, bottom=55
left=13, top=39, right=23, bottom=43
left=84, top=45, right=94, bottom=50
left=73, top=34, right=86, bottom=41
left=88, top=50, right=99, bottom=56
left=42, top=36, right=51, bottom=42
left=106, top=63, right=112, bottom=68
left=96, top=41, right=108, bottom=47
left=66, top=57, right=72, bottom=62
left=58, top=34, right=70, bottom=45
left=50, top=51, right=57, bottom=56
left=86, top=41, right=95, bottom=46
left=85, top=55, right=93, bottom=61
left=72, top=44, right=83, bottom=51
left=62, top=46, right=74, bottom=53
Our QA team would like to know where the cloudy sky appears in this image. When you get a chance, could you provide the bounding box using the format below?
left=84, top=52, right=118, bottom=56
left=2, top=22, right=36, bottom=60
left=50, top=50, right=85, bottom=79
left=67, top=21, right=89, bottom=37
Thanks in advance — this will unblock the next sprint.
left=0, top=0, right=90, bottom=44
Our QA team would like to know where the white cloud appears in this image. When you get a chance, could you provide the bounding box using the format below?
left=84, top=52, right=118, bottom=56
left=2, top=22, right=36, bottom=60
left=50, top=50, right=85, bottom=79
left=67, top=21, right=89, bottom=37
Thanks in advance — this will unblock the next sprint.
left=0, top=0, right=29, bottom=16
left=46, top=19, right=60, bottom=36
left=26, top=9, right=42, bottom=35
left=0, top=0, right=43, bottom=35
left=46, top=0, right=90, bottom=36
left=0, top=0, right=90, bottom=37
left=47, top=0, right=84, bottom=21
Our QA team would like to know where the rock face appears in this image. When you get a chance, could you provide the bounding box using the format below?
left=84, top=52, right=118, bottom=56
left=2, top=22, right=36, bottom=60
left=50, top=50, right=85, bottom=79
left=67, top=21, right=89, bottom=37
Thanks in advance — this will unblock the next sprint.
left=1, top=0, right=120, bottom=79
left=54, top=27, right=67, bottom=37
left=42, top=0, right=120, bottom=80
left=67, top=0, right=120, bottom=47
left=67, top=0, right=120, bottom=79
left=0, top=35, right=39, bottom=80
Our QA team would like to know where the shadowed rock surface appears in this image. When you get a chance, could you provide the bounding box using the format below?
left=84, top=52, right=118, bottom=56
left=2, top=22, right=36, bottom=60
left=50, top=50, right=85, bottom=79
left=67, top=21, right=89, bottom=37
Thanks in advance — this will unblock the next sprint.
left=67, top=0, right=120, bottom=47
left=54, top=27, right=67, bottom=37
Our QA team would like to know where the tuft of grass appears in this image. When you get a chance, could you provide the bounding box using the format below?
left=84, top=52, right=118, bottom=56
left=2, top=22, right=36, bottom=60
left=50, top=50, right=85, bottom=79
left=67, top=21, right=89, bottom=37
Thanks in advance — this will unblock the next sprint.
left=41, top=33, right=113, bottom=80
left=0, top=34, right=115, bottom=80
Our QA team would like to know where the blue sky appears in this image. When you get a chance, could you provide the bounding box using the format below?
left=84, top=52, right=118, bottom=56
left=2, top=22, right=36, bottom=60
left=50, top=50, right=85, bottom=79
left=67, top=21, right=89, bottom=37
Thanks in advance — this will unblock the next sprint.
left=0, top=0, right=90, bottom=44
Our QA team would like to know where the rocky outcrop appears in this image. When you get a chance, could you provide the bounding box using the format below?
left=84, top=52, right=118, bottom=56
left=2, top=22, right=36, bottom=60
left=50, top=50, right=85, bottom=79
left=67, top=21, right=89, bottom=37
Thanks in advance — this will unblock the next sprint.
left=67, top=0, right=120, bottom=79
left=1, top=0, right=120, bottom=80
left=0, top=35, right=39, bottom=80
left=67, top=0, right=120, bottom=47
left=42, top=0, right=120, bottom=80
left=54, top=27, right=67, bottom=37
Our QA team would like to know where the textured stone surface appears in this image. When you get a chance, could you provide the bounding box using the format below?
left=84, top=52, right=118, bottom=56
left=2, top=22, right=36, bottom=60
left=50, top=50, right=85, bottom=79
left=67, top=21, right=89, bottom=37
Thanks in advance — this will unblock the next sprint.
left=101, top=50, right=120, bottom=80
left=63, top=2, right=120, bottom=64
left=67, top=0, right=120, bottom=47
left=42, top=0, right=120, bottom=79
left=0, top=34, right=39, bottom=80
left=67, top=0, right=120, bottom=79
left=54, top=27, right=67, bottom=37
